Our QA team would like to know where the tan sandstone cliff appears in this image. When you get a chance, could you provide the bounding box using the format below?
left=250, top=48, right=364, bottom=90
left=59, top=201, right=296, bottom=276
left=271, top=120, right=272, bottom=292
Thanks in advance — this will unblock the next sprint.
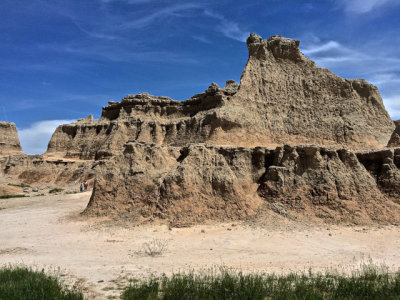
left=0, top=122, right=23, bottom=156
left=46, top=34, right=394, bottom=160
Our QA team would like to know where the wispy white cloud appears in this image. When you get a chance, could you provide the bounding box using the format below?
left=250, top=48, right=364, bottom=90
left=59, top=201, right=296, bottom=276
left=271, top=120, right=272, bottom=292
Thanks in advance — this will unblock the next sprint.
left=335, top=0, right=399, bottom=14
left=383, top=96, right=400, bottom=120
left=18, top=120, right=75, bottom=155
left=302, top=40, right=368, bottom=62
left=121, top=3, right=203, bottom=30
left=62, top=42, right=199, bottom=64
left=203, top=10, right=248, bottom=42
left=192, top=35, right=212, bottom=44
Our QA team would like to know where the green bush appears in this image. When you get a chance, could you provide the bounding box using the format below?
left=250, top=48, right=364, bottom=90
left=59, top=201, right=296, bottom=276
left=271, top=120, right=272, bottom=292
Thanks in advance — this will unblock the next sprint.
left=0, top=266, right=84, bottom=300
left=122, top=266, right=400, bottom=300
left=49, top=188, right=63, bottom=194
left=8, top=183, right=31, bottom=188
left=0, top=194, right=26, bottom=199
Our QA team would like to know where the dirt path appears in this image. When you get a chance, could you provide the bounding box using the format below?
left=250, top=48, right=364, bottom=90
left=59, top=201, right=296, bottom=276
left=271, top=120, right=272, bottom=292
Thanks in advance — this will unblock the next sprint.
left=1, top=192, right=400, bottom=299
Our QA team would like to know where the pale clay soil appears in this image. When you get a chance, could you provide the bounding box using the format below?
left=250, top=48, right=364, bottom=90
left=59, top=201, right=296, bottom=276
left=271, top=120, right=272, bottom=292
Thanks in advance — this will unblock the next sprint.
left=1, top=192, right=400, bottom=299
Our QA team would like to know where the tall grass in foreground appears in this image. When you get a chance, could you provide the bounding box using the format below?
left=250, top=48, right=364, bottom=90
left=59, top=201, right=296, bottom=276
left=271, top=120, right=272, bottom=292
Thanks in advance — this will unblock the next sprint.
left=122, top=265, right=400, bottom=300
left=0, top=266, right=84, bottom=300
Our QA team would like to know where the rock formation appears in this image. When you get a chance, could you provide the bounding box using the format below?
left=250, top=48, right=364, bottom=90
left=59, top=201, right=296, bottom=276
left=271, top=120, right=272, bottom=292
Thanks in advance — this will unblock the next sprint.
left=0, top=154, right=96, bottom=184
left=3, top=33, right=400, bottom=225
left=388, top=120, right=400, bottom=147
left=0, top=122, right=23, bottom=156
left=46, top=34, right=394, bottom=160
left=84, top=142, right=400, bottom=225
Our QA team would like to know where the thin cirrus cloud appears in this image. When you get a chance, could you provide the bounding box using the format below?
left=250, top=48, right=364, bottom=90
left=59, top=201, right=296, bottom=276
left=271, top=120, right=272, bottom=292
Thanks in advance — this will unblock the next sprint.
left=18, top=120, right=76, bottom=155
left=203, top=10, right=248, bottom=42
left=335, top=0, right=399, bottom=14
left=120, top=3, right=203, bottom=30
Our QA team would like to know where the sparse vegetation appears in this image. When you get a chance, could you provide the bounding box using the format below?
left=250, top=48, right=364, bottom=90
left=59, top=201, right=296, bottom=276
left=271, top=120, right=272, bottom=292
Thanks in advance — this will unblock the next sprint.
left=49, top=188, right=64, bottom=194
left=122, top=265, right=400, bottom=300
left=0, top=266, right=84, bottom=300
left=7, top=183, right=31, bottom=188
left=0, top=194, right=27, bottom=199
left=137, top=239, right=168, bottom=257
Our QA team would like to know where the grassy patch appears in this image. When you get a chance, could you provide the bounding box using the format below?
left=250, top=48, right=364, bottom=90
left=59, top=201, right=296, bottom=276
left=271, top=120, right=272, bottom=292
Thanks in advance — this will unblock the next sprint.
left=0, top=266, right=84, bottom=300
left=0, top=194, right=27, bottom=199
left=122, top=266, right=400, bottom=300
left=49, top=188, right=64, bottom=194
left=8, top=183, right=31, bottom=188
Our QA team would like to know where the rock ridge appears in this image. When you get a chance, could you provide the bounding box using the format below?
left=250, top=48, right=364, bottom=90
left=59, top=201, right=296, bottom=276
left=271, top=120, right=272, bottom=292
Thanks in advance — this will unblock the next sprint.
left=0, top=122, right=23, bottom=156
left=46, top=33, right=394, bottom=160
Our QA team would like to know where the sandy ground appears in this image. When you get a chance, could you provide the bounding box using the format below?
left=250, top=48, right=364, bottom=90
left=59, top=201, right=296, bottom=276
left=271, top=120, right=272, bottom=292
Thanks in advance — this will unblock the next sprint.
left=1, top=192, right=400, bottom=299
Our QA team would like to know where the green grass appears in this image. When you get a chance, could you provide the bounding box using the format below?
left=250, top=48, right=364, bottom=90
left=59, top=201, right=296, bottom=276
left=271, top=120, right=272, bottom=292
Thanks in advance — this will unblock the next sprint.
left=121, top=266, right=400, bottom=300
left=49, top=188, right=64, bottom=194
left=0, top=266, right=84, bottom=300
left=8, top=183, right=31, bottom=188
left=0, top=194, right=27, bottom=199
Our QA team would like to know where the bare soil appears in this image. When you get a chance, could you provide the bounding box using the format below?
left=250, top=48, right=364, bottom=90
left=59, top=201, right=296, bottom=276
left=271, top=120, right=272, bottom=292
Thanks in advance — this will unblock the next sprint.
left=1, top=192, right=400, bottom=299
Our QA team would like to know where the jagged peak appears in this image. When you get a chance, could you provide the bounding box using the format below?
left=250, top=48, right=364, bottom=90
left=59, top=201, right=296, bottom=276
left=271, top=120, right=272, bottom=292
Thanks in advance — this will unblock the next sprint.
left=246, top=33, right=305, bottom=62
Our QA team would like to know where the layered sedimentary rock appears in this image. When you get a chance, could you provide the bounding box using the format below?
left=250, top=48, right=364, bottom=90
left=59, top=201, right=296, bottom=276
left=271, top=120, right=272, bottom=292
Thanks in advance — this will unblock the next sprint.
left=85, top=142, right=400, bottom=225
left=46, top=34, right=394, bottom=160
left=388, top=120, right=400, bottom=147
left=0, top=154, right=97, bottom=184
left=0, top=122, right=23, bottom=156
left=5, top=33, right=399, bottom=225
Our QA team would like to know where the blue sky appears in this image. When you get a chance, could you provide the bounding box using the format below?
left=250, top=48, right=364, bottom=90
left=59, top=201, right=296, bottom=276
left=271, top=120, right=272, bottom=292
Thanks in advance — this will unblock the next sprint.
left=1, top=0, right=400, bottom=154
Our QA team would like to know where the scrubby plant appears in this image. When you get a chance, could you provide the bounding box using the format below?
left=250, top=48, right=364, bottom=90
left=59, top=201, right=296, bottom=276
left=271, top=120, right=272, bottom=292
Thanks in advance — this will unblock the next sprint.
left=136, top=239, right=168, bottom=257
left=0, top=266, right=84, bottom=300
left=49, top=188, right=64, bottom=194
left=121, top=265, right=400, bottom=300
left=0, top=194, right=27, bottom=199
left=7, top=183, right=31, bottom=188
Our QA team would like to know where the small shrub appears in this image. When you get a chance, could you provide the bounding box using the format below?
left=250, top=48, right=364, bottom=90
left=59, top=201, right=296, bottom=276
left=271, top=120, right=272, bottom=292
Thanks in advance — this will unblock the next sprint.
left=49, top=188, right=64, bottom=194
left=0, top=266, right=84, bottom=300
left=139, top=239, right=168, bottom=257
left=0, top=194, right=27, bottom=199
left=8, top=183, right=31, bottom=188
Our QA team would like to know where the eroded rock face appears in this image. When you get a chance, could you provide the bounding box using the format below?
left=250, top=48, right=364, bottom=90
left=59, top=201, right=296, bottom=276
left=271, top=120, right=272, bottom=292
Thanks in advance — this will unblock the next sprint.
left=84, top=142, right=400, bottom=225
left=388, top=121, right=400, bottom=147
left=0, top=154, right=98, bottom=184
left=84, top=142, right=264, bottom=225
left=0, top=122, right=23, bottom=156
left=236, top=34, right=394, bottom=148
left=46, top=34, right=394, bottom=160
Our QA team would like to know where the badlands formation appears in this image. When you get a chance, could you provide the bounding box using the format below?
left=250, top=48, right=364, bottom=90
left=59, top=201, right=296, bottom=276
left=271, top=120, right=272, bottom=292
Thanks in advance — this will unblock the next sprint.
left=1, top=34, right=400, bottom=226
left=0, top=122, right=23, bottom=156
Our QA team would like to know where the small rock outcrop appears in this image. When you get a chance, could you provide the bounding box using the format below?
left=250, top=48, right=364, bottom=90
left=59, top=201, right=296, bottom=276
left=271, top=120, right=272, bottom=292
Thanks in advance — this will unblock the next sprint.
left=388, top=121, right=400, bottom=147
left=0, top=122, right=23, bottom=156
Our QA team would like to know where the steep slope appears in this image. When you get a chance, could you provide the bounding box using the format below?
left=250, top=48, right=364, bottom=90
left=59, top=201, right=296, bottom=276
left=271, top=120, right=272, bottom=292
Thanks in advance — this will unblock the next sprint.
left=234, top=34, right=394, bottom=148
left=0, top=122, right=23, bottom=156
